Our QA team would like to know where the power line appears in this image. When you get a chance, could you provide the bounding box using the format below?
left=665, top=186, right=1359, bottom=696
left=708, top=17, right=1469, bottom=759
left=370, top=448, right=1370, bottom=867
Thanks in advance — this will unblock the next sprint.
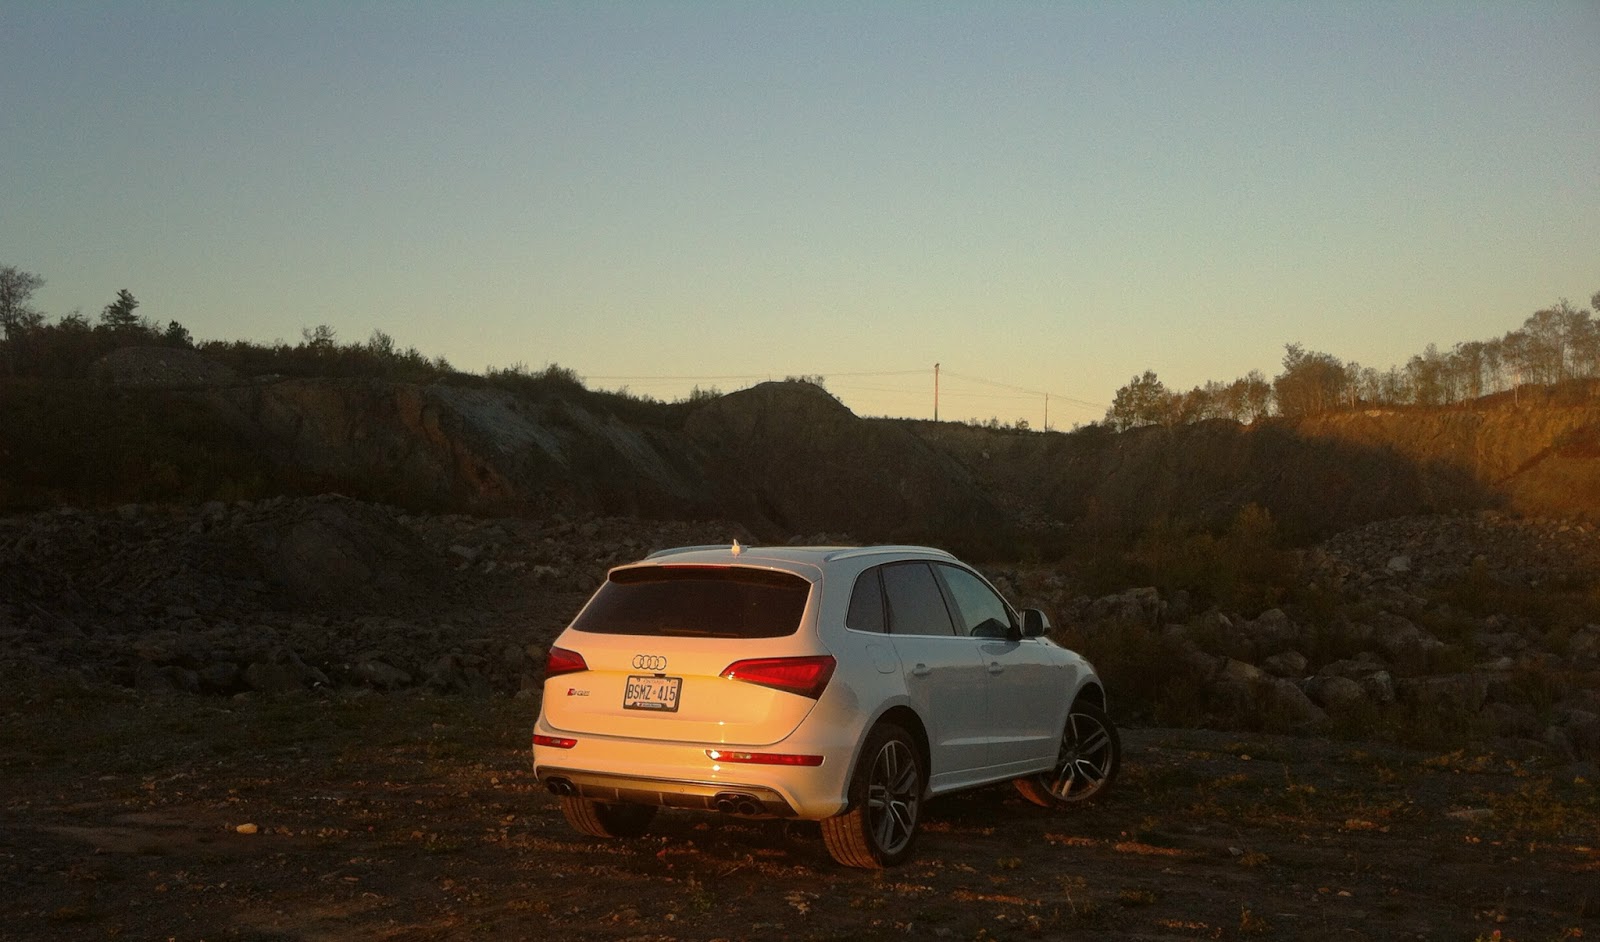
left=942, top=369, right=1106, bottom=410
left=575, top=364, right=1107, bottom=426
left=584, top=368, right=928, bottom=381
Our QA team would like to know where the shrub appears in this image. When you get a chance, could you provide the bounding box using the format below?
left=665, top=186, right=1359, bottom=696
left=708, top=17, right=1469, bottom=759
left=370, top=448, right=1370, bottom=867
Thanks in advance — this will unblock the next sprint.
left=1073, top=505, right=1299, bottom=615
left=1054, top=620, right=1208, bottom=727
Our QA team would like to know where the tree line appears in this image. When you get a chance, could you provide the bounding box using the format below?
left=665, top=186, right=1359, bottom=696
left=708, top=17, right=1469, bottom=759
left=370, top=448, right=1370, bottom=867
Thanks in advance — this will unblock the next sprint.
left=1105, top=292, right=1600, bottom=431
left=0, top=264, right=459, bottom=383
left=0, top=264, right=649, bottom=418
left=6, top=263, right=1596, bottom=430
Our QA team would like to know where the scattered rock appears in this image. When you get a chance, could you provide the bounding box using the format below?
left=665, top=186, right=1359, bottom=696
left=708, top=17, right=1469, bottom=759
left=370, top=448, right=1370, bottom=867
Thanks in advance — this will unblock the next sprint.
left=1398, top=674, right=1490, bottom=713
left=1261, top=650, right=1308, bottom=678
left=1087, top=587, right=1163, bottom=624
left=1305, top=675, right=1365, bottom=711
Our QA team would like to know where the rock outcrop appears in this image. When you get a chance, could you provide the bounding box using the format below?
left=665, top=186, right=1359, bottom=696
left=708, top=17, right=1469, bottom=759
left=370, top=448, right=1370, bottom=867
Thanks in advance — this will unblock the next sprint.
left=11, top=360, right=1600, bottom=548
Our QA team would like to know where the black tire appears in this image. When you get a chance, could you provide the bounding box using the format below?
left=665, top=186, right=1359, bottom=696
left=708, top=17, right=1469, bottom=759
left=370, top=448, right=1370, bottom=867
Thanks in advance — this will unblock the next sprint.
left=559, top=797, right=657, bottom=838
left=1014, top=701, right=1120, bottom=808
left=821, top=723, right=923, bottom=868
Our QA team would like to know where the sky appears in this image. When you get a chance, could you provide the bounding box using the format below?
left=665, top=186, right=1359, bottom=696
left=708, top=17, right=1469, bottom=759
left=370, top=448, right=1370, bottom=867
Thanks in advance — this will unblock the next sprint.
left=3, top=2, right=1597, bottom=428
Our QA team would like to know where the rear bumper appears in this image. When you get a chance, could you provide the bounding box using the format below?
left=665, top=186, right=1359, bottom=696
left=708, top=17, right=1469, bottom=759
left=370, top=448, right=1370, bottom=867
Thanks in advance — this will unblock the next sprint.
left=531, top=718, right=854, bottom=818
left=536, top=766, right=797, bottom=817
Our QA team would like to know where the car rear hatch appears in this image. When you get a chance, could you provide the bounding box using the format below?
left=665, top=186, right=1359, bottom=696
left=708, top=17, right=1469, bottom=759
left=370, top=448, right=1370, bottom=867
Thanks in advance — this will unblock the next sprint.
left=541, top=564, right=827, bottom=747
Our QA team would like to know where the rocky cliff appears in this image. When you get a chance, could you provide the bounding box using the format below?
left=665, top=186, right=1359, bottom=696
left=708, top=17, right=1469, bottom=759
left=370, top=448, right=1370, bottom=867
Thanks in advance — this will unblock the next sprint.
left=908, top=390, right=1600, bottom=542
left=8, top=350, right=1599, bottom=545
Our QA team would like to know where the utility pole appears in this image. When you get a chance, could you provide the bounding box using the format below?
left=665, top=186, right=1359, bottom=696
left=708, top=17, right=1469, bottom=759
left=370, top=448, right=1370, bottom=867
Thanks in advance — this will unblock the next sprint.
left=1044, top=393, right=1049, bottom=432
left=934, top=363, right=940, bottom=422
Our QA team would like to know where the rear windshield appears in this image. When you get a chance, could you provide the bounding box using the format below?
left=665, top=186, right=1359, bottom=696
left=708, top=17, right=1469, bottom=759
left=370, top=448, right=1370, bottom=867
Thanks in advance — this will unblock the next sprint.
left=571, top=566, right=811, bottom=638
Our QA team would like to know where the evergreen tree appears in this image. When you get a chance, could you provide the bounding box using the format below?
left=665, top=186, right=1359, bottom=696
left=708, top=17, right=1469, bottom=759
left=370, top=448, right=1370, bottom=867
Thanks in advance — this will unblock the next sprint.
left=100, top=289, right=141, bottom=330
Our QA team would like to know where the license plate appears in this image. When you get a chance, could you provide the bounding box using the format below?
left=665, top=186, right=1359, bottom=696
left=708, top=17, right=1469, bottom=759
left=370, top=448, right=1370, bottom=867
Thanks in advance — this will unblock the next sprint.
left=623, top=675, right=682, bottom=712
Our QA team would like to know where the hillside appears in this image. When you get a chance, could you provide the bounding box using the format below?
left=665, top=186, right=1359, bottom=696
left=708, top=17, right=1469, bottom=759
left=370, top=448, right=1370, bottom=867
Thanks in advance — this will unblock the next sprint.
left=906, top=385, right=1600, bottom=544
left=3, top=348, right=1599, bottom=551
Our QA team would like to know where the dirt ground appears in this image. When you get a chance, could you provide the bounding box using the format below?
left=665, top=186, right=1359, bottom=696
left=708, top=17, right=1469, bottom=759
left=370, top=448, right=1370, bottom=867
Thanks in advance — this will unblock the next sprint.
left=1, top=682, right=1594, bottom=942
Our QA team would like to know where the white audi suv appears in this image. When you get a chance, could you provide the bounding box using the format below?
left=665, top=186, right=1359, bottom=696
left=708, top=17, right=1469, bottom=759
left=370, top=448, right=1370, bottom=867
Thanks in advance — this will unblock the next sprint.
left=530, top=543, right=1117, bottom=868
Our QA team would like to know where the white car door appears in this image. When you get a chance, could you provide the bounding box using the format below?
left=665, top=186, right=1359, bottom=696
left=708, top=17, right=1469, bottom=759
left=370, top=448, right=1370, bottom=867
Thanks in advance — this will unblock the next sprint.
left=874, top=562, right=992, bottom=785
left=935, top=564, right=1063, bottom=769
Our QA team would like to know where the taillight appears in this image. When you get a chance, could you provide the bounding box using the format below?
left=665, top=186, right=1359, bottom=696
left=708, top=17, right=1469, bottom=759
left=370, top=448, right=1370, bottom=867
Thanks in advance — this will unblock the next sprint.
left=707, top=748, right=823, bottom=766
left=720, top=655, right=836, bottom=699
left=545, top=646, right=588, bottom=678
left=534, top=734, right=577, bottom=749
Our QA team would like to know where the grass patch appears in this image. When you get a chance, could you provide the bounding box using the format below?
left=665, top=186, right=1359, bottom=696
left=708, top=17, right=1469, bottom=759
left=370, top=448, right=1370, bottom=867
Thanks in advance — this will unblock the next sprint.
left=1484, top=777, right=1600, bottom=839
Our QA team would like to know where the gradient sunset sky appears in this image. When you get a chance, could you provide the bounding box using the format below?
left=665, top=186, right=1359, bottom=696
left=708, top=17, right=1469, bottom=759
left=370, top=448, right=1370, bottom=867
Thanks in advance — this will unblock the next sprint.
left=4, top=2, right=1596, bottom=426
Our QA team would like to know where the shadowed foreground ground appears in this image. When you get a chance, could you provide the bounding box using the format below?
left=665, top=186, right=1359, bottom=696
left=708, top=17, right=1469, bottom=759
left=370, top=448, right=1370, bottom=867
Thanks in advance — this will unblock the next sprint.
left=1, top=684, right=1594, bottom=941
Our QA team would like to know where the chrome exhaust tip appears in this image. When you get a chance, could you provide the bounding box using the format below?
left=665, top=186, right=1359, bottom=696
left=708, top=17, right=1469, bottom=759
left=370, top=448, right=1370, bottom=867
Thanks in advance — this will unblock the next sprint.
left=713, top=792, right=762, bottom=815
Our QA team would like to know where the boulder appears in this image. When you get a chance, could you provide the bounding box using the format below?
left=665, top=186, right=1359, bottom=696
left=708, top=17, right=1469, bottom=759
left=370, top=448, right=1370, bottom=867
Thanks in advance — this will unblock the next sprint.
left=1087, top=587, right=1163, bottom=625
left=1317, top=659, right=1396, bottom=704
left=355, top=659, right=412, bottom=690
left=1213, top=657, right=1265, bottom=685
left=1398, top=673, right=1490, bottom=713
left=1261, top=650, right=1308, bottom=678
left=1244, top=608, right=1301, bottom=653
left=242, top=647, right=329, bottom=694
left=1305, top=675, right=1366, bottom=711
left=424, top=653, right=491, bottom=695
left=1362, top=612, right=1444, bottom=657
left=1262, top=678, right=1327, bottom=728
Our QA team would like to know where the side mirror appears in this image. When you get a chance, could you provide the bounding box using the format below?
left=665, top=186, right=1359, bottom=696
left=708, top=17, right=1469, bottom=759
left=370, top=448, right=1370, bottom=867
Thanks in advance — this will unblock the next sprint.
left=1021, top=609, right=1051, bottom=638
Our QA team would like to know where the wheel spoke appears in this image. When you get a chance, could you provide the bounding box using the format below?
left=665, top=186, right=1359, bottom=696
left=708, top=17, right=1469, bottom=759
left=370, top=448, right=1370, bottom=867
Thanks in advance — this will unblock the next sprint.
left=876, top=799, right=899, bottom=846
left=890, top=762, right=918, bottom=795
left=1076, top=725, right=1110, bottom=755
left=888, top=797, right=913, bottom=836
left=1039, top=709, right=1116, bottom=801
left=866, top=740, right=918, bottom=854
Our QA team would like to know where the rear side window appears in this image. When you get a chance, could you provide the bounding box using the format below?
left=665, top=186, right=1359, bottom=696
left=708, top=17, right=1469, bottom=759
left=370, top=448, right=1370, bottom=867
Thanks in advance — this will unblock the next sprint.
left=846, top=569, right=887, bottom=633
left=573, top=566, right=811, bottom=638
left=881, top=562, right=957, bottom=636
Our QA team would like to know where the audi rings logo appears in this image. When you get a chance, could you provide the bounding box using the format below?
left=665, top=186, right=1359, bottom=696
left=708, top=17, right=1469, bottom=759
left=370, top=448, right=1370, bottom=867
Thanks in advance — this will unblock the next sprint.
left=632, top=654, right=668, bottom=671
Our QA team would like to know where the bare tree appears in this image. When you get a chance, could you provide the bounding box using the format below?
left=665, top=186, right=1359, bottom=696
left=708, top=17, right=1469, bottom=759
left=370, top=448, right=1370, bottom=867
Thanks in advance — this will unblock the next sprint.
left=1406, top=344, right=1447, bottom=406
left=0, top=265, right=46, bottom=338
left=1521, top=300, right=1591, bottom=384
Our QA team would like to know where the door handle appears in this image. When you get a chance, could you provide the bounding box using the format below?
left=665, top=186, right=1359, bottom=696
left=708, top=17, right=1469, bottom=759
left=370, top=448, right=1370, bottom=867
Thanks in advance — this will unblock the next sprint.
left=912, top=664, right=932, bottom=677
left=987, top=661, right=1004, bottom=674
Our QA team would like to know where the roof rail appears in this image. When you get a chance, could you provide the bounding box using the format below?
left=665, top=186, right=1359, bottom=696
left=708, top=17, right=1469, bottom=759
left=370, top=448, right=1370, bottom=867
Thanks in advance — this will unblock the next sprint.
left=644, top=544, right=735, bottom=559
left=823, top=545, right=956, bottom=562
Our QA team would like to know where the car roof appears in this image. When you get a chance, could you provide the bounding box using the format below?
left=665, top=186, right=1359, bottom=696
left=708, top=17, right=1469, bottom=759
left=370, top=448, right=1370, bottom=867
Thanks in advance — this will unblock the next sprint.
left=632, top=543, right=958, bottom=573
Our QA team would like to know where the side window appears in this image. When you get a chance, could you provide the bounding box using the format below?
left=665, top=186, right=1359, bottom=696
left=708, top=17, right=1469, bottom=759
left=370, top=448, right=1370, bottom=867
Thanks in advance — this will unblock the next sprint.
left=936, top=564, right=1016, bottom=639
left=881, top=562, right=956, bottom=636
left=846, top=568, right=886, bottom=633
